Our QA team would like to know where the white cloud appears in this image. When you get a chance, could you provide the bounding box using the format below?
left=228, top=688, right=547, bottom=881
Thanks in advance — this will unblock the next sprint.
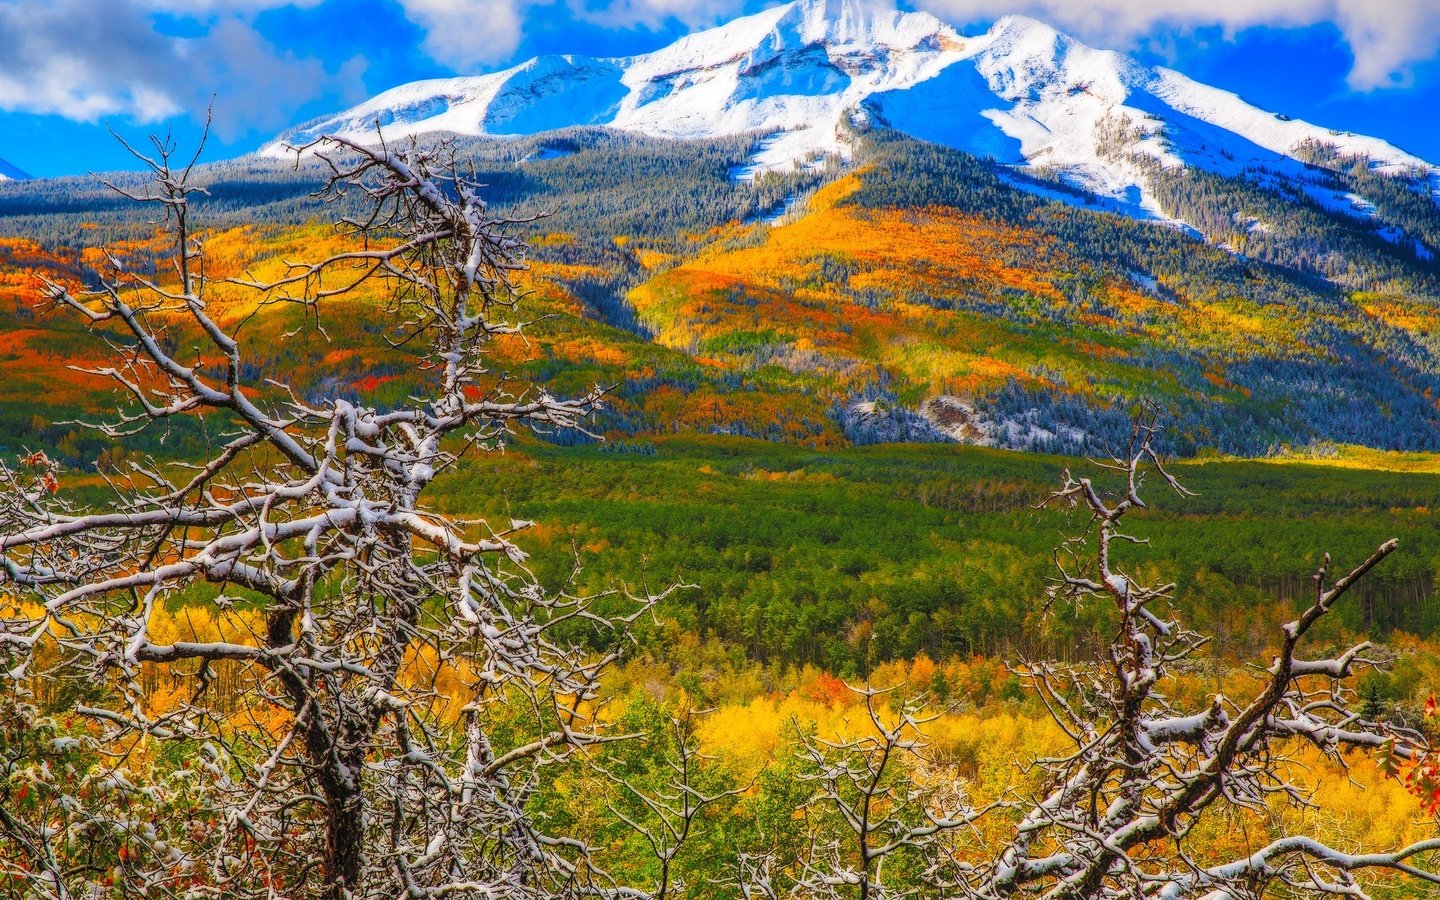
left=391, top=0, right=537, bottom=69
left=153, top=0, right=323, bottom=9
left=911, top=0, right=1440, bottom=90
left=570, top=0, right=742, bottom=31
left=0, top=0, right=362, bottom=137
left=197, top=17, right=368, bottom=136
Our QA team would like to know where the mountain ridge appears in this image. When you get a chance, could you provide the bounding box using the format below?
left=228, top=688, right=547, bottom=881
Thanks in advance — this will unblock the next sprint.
left=262, top=0, right=1439, bottom=225
left=0, top=158, right=29, bottom=181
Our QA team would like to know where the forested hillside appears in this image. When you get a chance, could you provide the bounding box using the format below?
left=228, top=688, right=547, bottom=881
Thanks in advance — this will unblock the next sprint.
left=4, top=127, right=1440, bottom=462
left=433, top=435, right=1440, bottom=666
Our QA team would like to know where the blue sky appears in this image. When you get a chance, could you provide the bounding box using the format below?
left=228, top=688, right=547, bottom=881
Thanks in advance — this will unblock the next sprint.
left=1, top=0, right=1438, bottom=177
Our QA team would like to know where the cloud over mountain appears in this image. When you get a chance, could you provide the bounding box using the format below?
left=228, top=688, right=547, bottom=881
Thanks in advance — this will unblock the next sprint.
left=910, top=0, right=1440, bottom=90
left=0, top=0, right=362, bottom=137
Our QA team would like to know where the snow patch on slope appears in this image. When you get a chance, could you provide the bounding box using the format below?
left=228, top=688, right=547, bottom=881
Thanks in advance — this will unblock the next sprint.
left=996, top=169, right=1200, bottom=237
left=1298, top=183, right=1376, bottom=219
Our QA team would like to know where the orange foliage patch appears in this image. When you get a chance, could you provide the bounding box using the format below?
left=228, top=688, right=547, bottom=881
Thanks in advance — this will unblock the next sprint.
left=627, top=199, right=1080, bottom=399
left=551, top=337, right=629, bottom=367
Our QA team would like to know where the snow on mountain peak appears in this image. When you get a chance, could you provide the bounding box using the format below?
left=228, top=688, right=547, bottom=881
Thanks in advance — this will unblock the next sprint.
left=983, top=14, right=1068, bottom=57
left=772, top=0, right=955, bottom=51
left=265, top=0, right=965, bottom=169
left=261, top=2, right=1438, bottom=224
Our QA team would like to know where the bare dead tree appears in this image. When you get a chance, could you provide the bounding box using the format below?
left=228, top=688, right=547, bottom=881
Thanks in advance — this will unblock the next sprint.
left=976, top=406, right=1439, bottom=900
left=742, top=407, right=1439, bottom=900
left=735, top=687, right=983, bottom=900
left=603, top=708, right=749, bottom=900
left=794, top=688, right=981, bottom=900
left=0, top=128, right=677, bottom=899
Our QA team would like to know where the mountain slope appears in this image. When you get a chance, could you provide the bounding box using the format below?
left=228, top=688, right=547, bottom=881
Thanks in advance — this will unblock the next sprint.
left=265, top=0, right=1439, bottom=224
left=624, top=135, right=1440, bottom=455
left=0, top=158, right=29, bottom=181
left=5, top=126, right=1440, bottom=458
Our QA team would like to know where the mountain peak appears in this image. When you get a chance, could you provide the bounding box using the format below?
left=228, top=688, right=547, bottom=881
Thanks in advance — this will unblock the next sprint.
left=780, top=0, right=874, bottom=32
left=970, top=13, right=1104, bottom=94
left=767, top=0, right=950, bottom=49
left=986, top=13, right=1065, bottom=42
left=782, top=0, right=878, bottom=46
left=260, top=3, right=1437, bottom=225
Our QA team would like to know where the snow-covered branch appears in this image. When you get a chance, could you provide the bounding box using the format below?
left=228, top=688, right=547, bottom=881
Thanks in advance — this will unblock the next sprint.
left=0, top=130, right=664, bottom=900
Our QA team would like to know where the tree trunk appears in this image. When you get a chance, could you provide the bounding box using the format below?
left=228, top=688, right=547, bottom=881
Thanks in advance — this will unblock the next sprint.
left=322, top=754, right=366, bottom=900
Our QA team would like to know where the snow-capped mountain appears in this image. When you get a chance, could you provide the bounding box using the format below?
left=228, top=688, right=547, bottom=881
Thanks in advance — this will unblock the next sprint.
left=0, top=157, right=30, bottom=181
left=264, top=0, right=1439, bottom=219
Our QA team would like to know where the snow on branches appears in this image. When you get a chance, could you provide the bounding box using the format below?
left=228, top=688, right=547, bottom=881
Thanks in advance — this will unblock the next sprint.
left=989, top=404, right=1439, bottom=900
left=0, top=126, right=674, bottom=899
left=739, top=405, right=1439, bottom=900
